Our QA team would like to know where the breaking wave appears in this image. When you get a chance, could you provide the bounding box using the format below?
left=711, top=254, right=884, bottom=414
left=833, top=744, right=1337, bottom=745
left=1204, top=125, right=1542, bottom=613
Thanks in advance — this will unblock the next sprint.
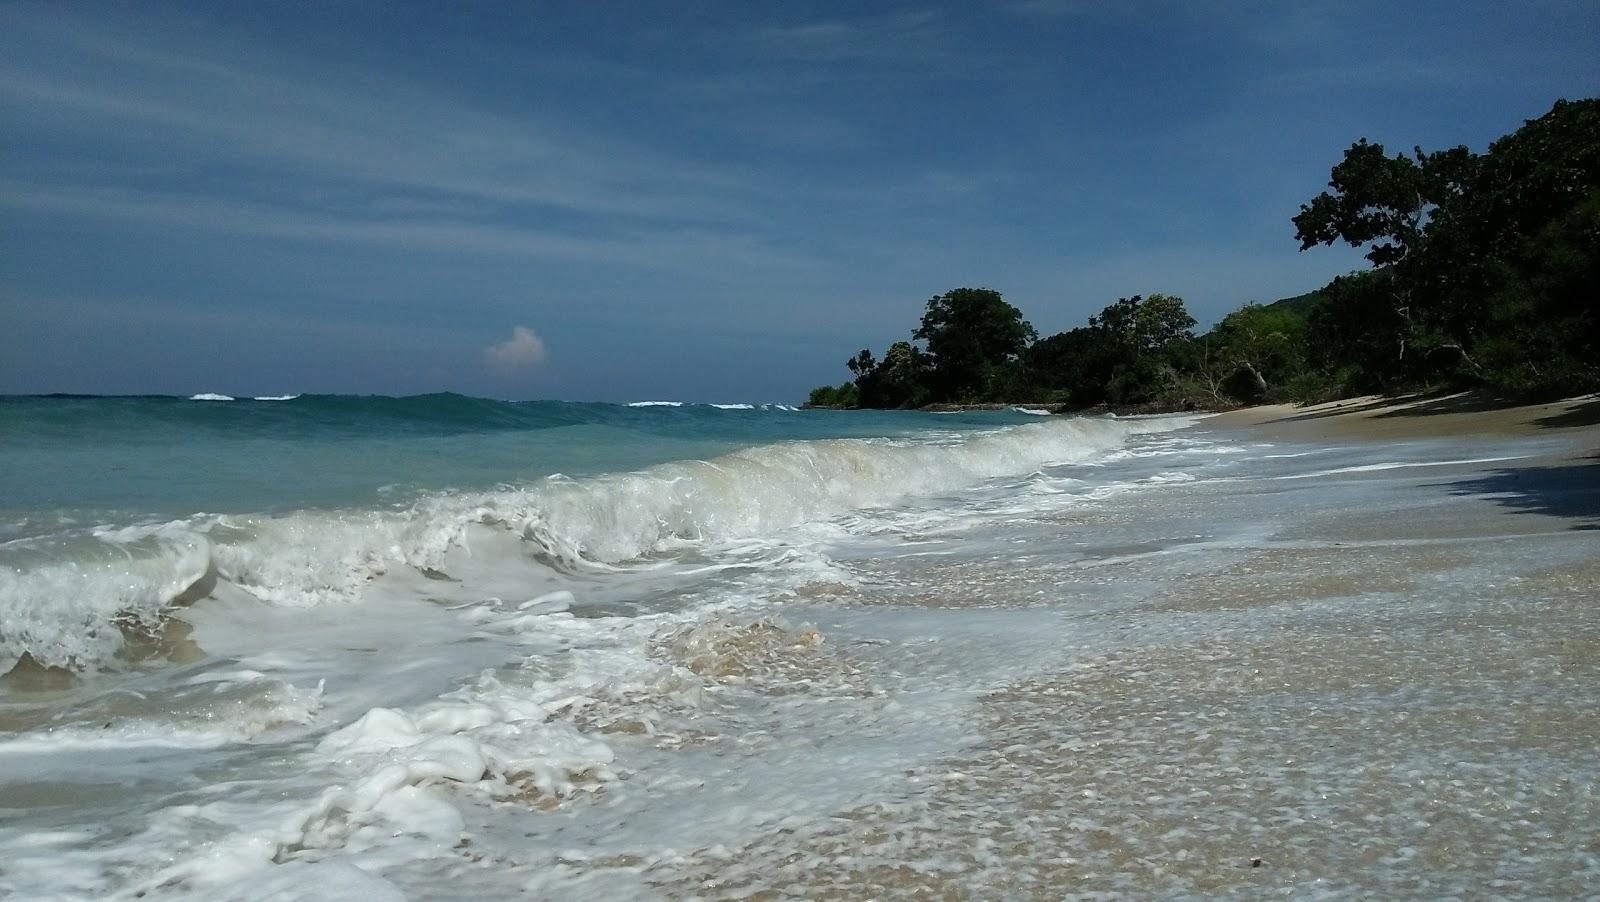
left=0, top=416, right=1191, bottom=672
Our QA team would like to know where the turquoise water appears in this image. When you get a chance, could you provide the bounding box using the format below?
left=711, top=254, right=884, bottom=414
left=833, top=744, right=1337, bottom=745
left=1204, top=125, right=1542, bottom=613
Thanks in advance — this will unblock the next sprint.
left=5, top=395, right=1595, bottom=899
left=0, top=393, right=1204, bottom=899
left=1, top=393, right=1119, bottom=675
left=0, top=394, right=1048, bottom=519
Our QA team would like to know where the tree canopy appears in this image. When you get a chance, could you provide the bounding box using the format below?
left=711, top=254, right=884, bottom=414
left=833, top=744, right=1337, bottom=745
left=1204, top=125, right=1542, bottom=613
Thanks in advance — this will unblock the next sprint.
left=1294, top=98, right=1600, bottom=396
left=912, top=288, right=1036, bottom=402
left=807, top=98, right=1598, bottom=410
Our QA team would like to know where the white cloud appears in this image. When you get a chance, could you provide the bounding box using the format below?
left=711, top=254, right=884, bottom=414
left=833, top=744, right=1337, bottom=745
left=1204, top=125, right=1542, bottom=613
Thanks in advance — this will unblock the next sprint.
left=482, top=326, right=547, bottom=371
left=0, top=181, right=816, bottom=275
left=0, top=9, right=759, bottom=225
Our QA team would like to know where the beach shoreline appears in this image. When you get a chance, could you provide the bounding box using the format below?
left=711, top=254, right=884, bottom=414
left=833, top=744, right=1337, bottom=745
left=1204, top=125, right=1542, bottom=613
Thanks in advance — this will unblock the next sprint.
left=1209, top=391, right=1600, bottom=444
left=5, top=395, right=1598, bottom=898
left=675, top=394, right=1600, bottom=897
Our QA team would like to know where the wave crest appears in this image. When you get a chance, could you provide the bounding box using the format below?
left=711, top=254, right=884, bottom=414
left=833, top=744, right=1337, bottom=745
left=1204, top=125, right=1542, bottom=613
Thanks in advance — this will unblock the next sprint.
left=1, top=416, right=1192, bottom=671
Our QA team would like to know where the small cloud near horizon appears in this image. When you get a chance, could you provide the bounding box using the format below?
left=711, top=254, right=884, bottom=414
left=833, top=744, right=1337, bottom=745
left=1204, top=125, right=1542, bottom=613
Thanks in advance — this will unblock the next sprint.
left=483, top=325, right=548, bottom=371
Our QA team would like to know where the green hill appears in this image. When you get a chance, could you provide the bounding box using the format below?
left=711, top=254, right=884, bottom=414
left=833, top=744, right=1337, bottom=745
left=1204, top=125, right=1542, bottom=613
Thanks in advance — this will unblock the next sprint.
left=1264, top=289, right=1325, bottom=316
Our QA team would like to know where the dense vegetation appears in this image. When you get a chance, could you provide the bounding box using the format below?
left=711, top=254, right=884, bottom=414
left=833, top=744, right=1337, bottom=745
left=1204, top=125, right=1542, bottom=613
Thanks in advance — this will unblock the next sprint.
left=809, top=99, right=1598, bottom=410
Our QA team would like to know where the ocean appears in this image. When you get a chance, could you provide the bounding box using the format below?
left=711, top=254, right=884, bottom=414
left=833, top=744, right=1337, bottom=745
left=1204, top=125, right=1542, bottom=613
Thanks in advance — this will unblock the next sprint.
left=1, top=394, right=1596, bottom=899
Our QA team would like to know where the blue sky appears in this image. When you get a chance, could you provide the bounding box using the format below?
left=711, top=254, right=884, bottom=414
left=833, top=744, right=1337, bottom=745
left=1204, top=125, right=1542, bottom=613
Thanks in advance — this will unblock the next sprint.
left=2, top=2, right=1595, bottom=402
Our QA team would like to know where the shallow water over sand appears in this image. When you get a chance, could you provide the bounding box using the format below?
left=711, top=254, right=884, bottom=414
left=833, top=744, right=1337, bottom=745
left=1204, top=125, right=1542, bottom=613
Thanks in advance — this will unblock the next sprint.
left=2, top=410, right=1597, bottom=899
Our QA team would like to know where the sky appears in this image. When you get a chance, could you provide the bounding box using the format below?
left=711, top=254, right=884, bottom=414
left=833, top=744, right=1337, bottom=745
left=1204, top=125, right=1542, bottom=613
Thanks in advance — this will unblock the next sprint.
left=1, top=2, right=1595, bottom=402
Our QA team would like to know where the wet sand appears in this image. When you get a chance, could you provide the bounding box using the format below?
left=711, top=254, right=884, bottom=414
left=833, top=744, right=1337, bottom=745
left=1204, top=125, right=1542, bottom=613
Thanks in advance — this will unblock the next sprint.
left=18, top=402, right=1592, bottom=898
left=647, top=397, right=1600, bottom=898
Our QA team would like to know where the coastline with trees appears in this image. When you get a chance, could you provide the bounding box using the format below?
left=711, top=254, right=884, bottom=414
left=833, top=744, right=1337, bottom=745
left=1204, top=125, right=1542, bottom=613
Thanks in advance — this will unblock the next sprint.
left=808, top=99, right=1598, bottom=413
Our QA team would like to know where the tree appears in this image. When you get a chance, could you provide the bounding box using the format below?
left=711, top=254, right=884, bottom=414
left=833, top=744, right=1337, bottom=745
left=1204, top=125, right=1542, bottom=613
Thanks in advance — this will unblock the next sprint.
left=805, top=381, right=859, bottom=408
left=856, top=340, right=928, bottom=408
left=1021, top=327, right=1108, bottom=405
left=912, top=287, right=1036, bottom=401
left=1075, top=294, right=1197, bottom=404
left=846, top=349, right=877, bottom=379
left=1131, top=293, right=1197, bottom=354
left=1086, top=294, right=1195, bottom=355
left=1208, top=303, right=1307, bottom=400
left=1291, top=140, right=1474, bottom=267
left=1294, top=98, right=1600, bottom=396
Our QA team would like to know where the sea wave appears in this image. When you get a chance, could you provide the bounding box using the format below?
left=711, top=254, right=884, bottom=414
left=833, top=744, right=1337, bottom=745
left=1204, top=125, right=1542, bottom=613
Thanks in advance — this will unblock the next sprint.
left=0, top=416, right=1193, bottom=672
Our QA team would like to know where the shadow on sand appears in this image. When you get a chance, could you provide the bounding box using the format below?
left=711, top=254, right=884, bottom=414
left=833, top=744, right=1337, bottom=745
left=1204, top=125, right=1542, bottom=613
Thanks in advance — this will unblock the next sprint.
left=1533, top=398, right=1600, bottom=429
left=1439, top=455, right=1600, bottom=530
left=1267, top=392, right=1600, bottom=428
left=1268, top=396, right=1411, bottom=424
left=1369, top=392, right=1526, bottom=419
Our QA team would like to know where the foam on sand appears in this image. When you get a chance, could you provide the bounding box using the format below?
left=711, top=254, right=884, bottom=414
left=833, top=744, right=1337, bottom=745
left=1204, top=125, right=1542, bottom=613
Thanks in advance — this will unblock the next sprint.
left=1, top=416, right=1196, bottom=673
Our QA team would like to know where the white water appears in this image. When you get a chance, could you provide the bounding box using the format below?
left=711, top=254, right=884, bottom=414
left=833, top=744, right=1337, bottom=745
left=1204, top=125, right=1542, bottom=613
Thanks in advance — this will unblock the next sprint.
left=0, top=416, right=1184, bottom=673
left=5, top=416, right=1596, bottom=900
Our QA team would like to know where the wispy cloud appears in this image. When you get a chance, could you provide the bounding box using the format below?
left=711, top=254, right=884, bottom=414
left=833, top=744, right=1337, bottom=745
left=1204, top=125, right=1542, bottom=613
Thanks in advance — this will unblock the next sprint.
left=0, top=7, right=775, bottom=258
left=0, top=61, right=746, bottom=224
left=0, top=181, right=817, bottom=275
left=0, top=6, right=1023, bottom=285
left=483, top=326, right=548, bottom=371
left=744, top=10, right=949, bottom=63
left=1001, top=0, right=1095, bottom=19
left=999, top=0, right=1158, bottom=22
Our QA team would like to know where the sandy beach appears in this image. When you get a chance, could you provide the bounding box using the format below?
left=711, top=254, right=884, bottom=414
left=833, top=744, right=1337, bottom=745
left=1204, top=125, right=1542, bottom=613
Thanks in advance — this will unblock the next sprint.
left=652, top=397, right=1600, bottom=898
left=1213, top=392, right=1600, bottom=443
left=5, top=399, right=1597, bottom=898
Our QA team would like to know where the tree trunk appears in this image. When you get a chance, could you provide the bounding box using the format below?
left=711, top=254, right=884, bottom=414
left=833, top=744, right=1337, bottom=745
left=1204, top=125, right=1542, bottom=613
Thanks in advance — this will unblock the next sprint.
left=1239, top=360, right=1269, bottom=397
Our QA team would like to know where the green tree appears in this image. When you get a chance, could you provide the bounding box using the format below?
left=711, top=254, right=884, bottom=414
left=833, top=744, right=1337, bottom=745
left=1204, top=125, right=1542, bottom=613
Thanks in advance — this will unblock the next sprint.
left=805, top=381, right=859, bottom=408
left=1131, top=293, right=1197, bottom=354
left=1295, top=98, right=1600, bottom=395
left=1207, top=303, right=1308, bottom=400
left=1087, top=294, right=1195, bottom=355
left=1021, top=327, right=1119, bottom=406
left=846, top=349, right=877, bottom=379
left=913, top=287, right=1036, bottom=401
left=1079, top=294, right=1197, bottom=404
left=856, top=340, right=928, bottom=408
left=1291, top=140, right=1474, bottom=267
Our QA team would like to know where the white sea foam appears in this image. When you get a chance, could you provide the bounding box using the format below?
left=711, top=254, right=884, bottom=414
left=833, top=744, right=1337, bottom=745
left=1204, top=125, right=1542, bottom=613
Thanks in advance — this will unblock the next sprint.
left=627, top=400, right=683, bottom=407
left=0, top=523, right=213, bottom=671
left=1010, top=406, right=1053, bottom=416
left=187, top=393, right=235, bottom=401
left=252, top=394, right=300, bottom=401
left=0, top=678, right=323, bottom=755
left=0, top=416, right=1195, bottom=672
left=709, top=403, right=755, bottom=410
left=0, top=409, right=1203, bottom=896
left=5, top=414, right=1594, bottom=900
left=1277, top=455, right=1529, bottom=479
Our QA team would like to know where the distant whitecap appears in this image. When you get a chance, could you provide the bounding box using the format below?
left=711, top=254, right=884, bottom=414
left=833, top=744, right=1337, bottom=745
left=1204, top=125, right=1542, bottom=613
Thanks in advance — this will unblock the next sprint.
left=188, top=393, right=235, bottom=401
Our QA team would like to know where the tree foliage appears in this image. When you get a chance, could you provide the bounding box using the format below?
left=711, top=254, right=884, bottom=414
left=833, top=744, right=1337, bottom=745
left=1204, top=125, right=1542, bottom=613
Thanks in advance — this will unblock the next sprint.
left=1204, top=303, right=1308, bottom=401
left=1295, top=98, right=1600, bottom=396
left=913, top=288, right=1036, bottom=401
left=806, top=381, right=859, bottom=408
left=806, top=98, right=1598, bottom=409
